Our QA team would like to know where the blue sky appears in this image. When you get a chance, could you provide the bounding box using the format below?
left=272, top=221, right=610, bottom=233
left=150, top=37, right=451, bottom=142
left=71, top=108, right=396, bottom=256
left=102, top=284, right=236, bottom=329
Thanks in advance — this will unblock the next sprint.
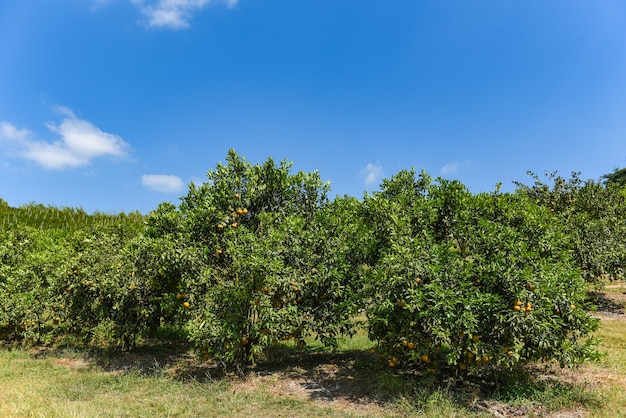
left=1, top=1, right=626, bottom=214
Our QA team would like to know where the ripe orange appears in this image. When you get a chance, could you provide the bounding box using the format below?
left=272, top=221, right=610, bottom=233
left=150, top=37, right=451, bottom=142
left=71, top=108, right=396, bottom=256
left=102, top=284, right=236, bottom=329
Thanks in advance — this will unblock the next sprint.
left=407, top=342, right=415, bottom=350
left=513, top=305, right=521, bottom=311
left=420, top=354, right=430, bottom=363
left=217, top=249, right=223, bottom=254
left=234, top=193, right=240, bottom=199
left=231, top=223, right=237, bottom=228
left=217, top=223, right=224, bottom=229
left=482, top=355, right=490, bottom=363
left=237, top=209, right=244, bottom=215
left=183, top=302, right=191, bottom=309
left=242, top=208, right=248, bottom=215
left=241, top=336, right=248, bottom=345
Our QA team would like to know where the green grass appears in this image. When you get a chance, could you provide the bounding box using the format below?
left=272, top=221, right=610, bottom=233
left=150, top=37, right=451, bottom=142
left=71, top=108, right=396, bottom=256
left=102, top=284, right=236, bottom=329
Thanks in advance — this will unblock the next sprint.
left=1, top=315, right=625, bottom=417
left=0, top=348, right=343, bottom=417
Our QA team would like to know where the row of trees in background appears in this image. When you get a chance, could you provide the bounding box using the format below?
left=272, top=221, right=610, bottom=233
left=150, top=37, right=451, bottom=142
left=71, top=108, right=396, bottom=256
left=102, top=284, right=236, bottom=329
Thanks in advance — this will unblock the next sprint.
left=1, top=150, right=625, bottom=376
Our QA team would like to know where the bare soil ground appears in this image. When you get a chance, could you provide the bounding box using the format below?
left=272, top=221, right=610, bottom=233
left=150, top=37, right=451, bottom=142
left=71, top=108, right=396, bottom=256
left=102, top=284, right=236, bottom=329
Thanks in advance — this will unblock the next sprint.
left=589, top=283, right=626, bottom=320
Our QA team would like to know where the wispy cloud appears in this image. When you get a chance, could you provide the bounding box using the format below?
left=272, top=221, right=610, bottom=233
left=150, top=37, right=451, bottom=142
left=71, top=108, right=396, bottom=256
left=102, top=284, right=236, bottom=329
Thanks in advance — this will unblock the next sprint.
left=0, top=107, right=129, bottom=170
left=142, top=174, right=185, bottom=192
left=132, top=0, right=238, bottom=29
left=359, top=162, right=384, bottom=186
left=440, top=160, right=475, bottom=177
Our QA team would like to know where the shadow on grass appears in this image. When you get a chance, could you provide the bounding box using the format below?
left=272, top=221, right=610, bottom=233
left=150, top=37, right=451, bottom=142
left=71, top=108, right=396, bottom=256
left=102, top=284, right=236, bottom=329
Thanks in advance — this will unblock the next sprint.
left=23, top=338, right=603, bottom=416
left=587, top=290, right=626, bottom=315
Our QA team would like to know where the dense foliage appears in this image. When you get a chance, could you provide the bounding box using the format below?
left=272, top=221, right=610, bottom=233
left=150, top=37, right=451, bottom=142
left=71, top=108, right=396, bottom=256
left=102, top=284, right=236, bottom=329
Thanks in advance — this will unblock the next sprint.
left=1, top=153, right=623, bottom=376
left=514, top=171, right=626, bottom=283
left=363, top=170, right=599, bottom=374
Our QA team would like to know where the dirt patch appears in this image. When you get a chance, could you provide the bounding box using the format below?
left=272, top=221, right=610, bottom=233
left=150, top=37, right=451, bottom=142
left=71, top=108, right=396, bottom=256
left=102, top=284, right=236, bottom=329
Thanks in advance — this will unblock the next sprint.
left=472, top=399, right=586, bottom=418
left=246, top=350, right=394, bottom=415
left=589, top=289, right=626, bottom=320
left=53, top=357, right=90, bottom=370
left=233, top=372, right=389, bottom=416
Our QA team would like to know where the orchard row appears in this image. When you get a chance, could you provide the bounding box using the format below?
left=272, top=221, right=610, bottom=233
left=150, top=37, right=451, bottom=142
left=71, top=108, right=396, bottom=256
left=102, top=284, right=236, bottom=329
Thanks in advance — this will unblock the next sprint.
left=1, top=150, right=625, bottom=375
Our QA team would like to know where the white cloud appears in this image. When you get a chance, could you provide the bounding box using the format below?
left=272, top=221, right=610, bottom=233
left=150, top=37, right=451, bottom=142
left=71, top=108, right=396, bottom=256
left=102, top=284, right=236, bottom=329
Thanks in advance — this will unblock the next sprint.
left=0, top=108, right=129, bottom=170
left=440, top=160, right=475, bottom=177
left=359, top=162, right=384, bottom=186
left=0, top=122, right=32, bottom=143
left=142, top=174, right=185, bottom=192
left=132, top=0, right=238, bottom=29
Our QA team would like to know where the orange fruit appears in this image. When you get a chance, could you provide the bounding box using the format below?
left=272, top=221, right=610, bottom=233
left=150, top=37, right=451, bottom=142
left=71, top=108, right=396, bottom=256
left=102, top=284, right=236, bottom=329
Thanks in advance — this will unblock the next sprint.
left=513, top=305, right=521, bottom=311
left=241, top=336, right=248, bottom=345
left=217, top=223, right=224, bottom=229
left=242, top=208, right=248, bottom=215
left=407, top=342, right=415, bottom=350
left=420, top=354, right=430, bottom=363
left=183, top=302, right=190, bottom=309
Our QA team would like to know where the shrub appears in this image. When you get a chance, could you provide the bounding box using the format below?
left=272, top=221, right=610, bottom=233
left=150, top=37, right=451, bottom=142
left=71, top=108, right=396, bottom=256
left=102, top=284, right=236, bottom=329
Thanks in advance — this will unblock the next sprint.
left=514, top=171, right=626, bottom=284
left=364, top=171, right=600, bottom=374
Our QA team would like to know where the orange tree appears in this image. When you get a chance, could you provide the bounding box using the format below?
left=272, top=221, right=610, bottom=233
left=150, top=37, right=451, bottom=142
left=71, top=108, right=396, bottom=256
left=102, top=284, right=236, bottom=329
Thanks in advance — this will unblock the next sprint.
left=145, top=150, right=369, bottom=366
left=0, top=226, right=72, bottom=343
left=0, top=210, right=149, bottom=348
left=50, top=224, right=168, bottom=348
left=363, top=169, right=599, bottom=374
left=514, top=171, right=626, bottom=284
